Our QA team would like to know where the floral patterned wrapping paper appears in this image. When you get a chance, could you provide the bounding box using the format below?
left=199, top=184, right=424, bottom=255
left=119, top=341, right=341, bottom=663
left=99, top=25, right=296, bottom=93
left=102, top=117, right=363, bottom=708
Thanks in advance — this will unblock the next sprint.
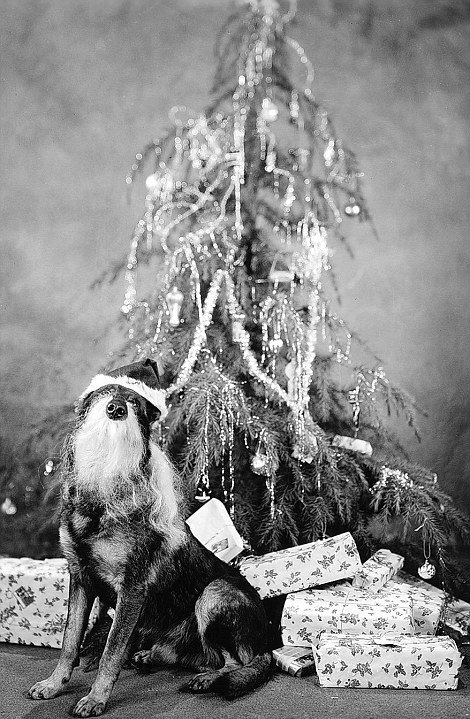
left=351, top=549, right=404, bottom=593
left=314, top=633, right=462, bottom=689
left=281, top=583, right=414, bottom=647
left=393, top=571, right=470, bottom=636
left=0, top=558, right=69, bottom=648
left=238, top=532, right=362, bottom=599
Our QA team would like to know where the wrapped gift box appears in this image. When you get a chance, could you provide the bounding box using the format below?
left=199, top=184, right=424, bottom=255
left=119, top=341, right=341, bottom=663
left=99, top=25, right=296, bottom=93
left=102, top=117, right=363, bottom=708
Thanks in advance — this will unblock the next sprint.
left=0, top=557, right=69, bottom=648
left=314, top=633, right=462, bottom=689
left=352, top=549, right=404, bottom=593
left=393, top=570, right=470, bottom=636
left=186, top=498, right=244, bottom=563
left=281, top=583, right=414, bottom=647
left=272, top=645, right=316, bottom=677
left=387, top=578, right=444, bottom=635
left=239, top=532, right=362, bottom=599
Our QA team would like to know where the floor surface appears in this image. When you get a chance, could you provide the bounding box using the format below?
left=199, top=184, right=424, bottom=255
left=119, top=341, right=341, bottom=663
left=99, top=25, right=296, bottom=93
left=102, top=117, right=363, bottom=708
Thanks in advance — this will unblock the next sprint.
left=1, top=644, right=469, bottom=719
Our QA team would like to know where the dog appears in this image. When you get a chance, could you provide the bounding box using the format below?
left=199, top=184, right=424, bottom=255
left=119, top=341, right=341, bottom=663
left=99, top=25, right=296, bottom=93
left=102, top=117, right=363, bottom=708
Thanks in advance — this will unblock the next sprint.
left=29, top=358, right=272, bottom=717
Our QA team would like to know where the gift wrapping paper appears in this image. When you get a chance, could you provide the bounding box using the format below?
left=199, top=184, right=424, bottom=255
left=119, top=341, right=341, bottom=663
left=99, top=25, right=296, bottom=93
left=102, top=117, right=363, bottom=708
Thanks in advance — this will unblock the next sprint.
left=314, top=633, right=462, bottom=689
left=272, top=645, right=316, bottom=677
left=238, top=532, right=362, bottom=599
left=394, top=571, right=470, bottom=636
left=186, top=498, right=244, bottom=563
left=0, top=557, right=69, bottom=648
left=352, top=549, right=404, bottom=593
left=281, top=582, right=414, bottom=647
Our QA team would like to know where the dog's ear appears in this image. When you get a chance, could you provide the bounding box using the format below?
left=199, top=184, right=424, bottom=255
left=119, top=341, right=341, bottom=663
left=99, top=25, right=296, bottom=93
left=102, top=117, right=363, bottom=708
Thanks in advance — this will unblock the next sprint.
left=143, top=357, right=163, bottom=384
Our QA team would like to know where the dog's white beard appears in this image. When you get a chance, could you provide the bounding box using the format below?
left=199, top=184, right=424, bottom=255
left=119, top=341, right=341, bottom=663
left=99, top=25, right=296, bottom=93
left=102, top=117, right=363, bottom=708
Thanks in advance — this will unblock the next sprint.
left=73, top=395, right=145, bottom=501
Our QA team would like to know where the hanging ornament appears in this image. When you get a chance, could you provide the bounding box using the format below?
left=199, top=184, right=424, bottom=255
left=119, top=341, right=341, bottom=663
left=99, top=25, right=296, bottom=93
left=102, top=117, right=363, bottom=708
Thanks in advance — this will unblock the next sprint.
left=289, top=90, right=299, bottom=123
left=232, top=312, right=246, bottom=344
left=323, top=138, right=336, bottom=168
left=416, top=524, right=436, bottom=579
left=260, top=98, right=279, bottom=123
left=343, top=196, right=362, bottom=217
left=166, top=286, right=184, bottom=327
left=268, top=268, right=294, bottom=284
left=194, top=482, right=211, bottom=503
left=418, top=560, right=436, bottom=580
left=1, top=497, right=17, bottom=515
left=331, top=435, right=373, bottom=457
left=268, top=337, right=283, bottom=352
left=251, top=450, right=271, bottom=476
left=145, top=173, right=160, bottom=192
left=43, top=459, right=55, bottom=476
left=285, top=359, right=296, bottom=401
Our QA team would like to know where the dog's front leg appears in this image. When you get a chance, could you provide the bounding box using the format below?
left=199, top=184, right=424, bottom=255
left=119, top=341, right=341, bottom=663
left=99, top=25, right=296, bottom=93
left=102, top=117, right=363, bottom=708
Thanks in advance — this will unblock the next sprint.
left=73, top=587, right=144, bottom=718
left=29, top=574, right=94, bottom=700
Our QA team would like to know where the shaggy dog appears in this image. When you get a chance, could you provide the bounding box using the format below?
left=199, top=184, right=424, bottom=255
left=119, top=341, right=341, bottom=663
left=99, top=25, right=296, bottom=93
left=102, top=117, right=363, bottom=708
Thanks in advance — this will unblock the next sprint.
left=29, top=359, right=272, bottom=717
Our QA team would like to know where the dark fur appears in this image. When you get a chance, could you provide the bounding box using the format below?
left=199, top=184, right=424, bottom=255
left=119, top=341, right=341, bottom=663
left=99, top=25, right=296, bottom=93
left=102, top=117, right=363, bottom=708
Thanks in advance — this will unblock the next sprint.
left=29, top=371, right=271, bottom=717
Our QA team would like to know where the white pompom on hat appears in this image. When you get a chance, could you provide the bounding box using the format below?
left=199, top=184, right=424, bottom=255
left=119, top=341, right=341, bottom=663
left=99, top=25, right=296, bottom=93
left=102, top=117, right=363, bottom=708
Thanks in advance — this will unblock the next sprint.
left=77, top=358, right=167, bottom=420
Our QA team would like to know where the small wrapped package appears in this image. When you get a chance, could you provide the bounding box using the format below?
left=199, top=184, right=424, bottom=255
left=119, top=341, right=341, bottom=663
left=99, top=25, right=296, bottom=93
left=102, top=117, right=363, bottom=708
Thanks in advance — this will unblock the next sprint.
left=393, top=570, right=470, bottom=636
left=186, top=498, right=244, bottom=563
left=331, top=435, right=373, bottom=456
left=314, top=633, right=462, bottom=690
left=0, top=557, right=69, bottom=648
left=281, top=583, right=414, bottom=647
left=238, top=532, right=362, bottom=599
left=272, top=645, right=316, bottom=677
left=352, top=549, right=404, bottom=593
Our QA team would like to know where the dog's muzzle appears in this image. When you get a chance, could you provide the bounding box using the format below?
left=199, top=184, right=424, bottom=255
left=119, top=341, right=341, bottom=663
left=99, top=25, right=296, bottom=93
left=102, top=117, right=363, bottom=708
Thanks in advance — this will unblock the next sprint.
left=106, top=397, right=128, bottom=421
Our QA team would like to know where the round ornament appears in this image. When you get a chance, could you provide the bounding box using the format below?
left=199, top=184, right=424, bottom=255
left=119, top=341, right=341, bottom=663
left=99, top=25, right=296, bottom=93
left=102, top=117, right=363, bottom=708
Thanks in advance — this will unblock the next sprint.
left=251, top=451, right=271, bottom=476
left=1, top=497, right=17, bottom=515
left=145, top=174, right=159, bottom=192
left=418, top=560, right=436, bottom=580
left=260, top=98, right=279, bottom=123
left=344, top=197, right=362, bottom=217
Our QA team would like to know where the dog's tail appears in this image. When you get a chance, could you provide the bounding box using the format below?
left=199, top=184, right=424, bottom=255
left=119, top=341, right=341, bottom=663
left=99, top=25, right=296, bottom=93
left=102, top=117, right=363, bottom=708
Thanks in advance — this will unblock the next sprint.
left=214, top=651, right=273, bottom=699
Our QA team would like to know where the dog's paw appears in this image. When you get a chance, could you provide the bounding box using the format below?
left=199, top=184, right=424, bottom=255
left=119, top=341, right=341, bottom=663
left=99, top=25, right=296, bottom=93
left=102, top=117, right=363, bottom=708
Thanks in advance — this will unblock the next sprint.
left=132, top=649, right=153, bottom=666
left=28, top=678, right=64, bottom=700
left=181, top=671, right=219, bottom=694
left=73, top=693, right=107, bottom=717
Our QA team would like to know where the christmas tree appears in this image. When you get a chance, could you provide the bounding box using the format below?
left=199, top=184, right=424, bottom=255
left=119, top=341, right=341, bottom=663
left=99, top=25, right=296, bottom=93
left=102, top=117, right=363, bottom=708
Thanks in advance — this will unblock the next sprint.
left=7, top=0, right=468, bottom=593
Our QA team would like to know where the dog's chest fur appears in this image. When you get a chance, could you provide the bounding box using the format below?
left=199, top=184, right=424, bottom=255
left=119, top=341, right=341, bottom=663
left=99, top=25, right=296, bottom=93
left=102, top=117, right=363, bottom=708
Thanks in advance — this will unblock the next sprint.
left=61, top=500, right=139, bottom=595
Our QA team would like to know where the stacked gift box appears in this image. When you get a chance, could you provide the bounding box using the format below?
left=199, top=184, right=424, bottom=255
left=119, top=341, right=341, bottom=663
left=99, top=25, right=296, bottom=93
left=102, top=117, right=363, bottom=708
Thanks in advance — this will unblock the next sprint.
left=238, top=539, right=467, bottom=690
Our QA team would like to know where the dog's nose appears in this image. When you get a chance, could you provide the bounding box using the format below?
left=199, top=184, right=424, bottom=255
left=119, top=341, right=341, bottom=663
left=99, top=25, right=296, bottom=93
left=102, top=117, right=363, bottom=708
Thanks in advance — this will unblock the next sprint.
left=106, top=398, right=128, bottom=421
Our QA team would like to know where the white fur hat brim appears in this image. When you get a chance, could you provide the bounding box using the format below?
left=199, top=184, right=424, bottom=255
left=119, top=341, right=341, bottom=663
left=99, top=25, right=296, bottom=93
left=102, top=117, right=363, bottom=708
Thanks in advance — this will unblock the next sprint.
left=78, top=373, right=167, bottom=420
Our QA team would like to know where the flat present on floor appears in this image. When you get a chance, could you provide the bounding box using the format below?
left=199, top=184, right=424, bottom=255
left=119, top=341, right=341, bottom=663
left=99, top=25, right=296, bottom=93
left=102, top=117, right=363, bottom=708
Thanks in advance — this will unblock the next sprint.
left=0, top=557, right=69, bottom=648
left=314, top=633, right=463, bottom=690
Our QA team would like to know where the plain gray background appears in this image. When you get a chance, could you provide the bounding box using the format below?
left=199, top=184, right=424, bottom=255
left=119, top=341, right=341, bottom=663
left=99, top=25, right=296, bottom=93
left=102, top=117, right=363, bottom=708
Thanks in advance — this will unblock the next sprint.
left=1, top=0, right=469, bottom=512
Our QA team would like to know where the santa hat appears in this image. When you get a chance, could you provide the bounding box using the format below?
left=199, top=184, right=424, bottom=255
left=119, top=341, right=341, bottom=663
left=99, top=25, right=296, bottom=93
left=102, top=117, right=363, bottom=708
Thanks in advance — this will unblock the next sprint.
left=78, top=358, right=167, bottom=420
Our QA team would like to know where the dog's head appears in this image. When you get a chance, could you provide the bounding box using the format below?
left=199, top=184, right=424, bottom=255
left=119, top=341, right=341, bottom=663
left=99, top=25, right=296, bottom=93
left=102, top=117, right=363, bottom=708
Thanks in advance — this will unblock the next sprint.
left=71, top=359, right=167, bottom=485
left=76, top=358, right=166, bottom=426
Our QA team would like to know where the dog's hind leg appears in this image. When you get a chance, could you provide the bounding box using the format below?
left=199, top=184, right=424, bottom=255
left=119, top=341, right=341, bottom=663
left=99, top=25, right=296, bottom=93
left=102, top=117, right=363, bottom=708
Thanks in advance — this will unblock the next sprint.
left=29, top=574, right=95, bottom=701
left=181, top=578, right=272, bottom=698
